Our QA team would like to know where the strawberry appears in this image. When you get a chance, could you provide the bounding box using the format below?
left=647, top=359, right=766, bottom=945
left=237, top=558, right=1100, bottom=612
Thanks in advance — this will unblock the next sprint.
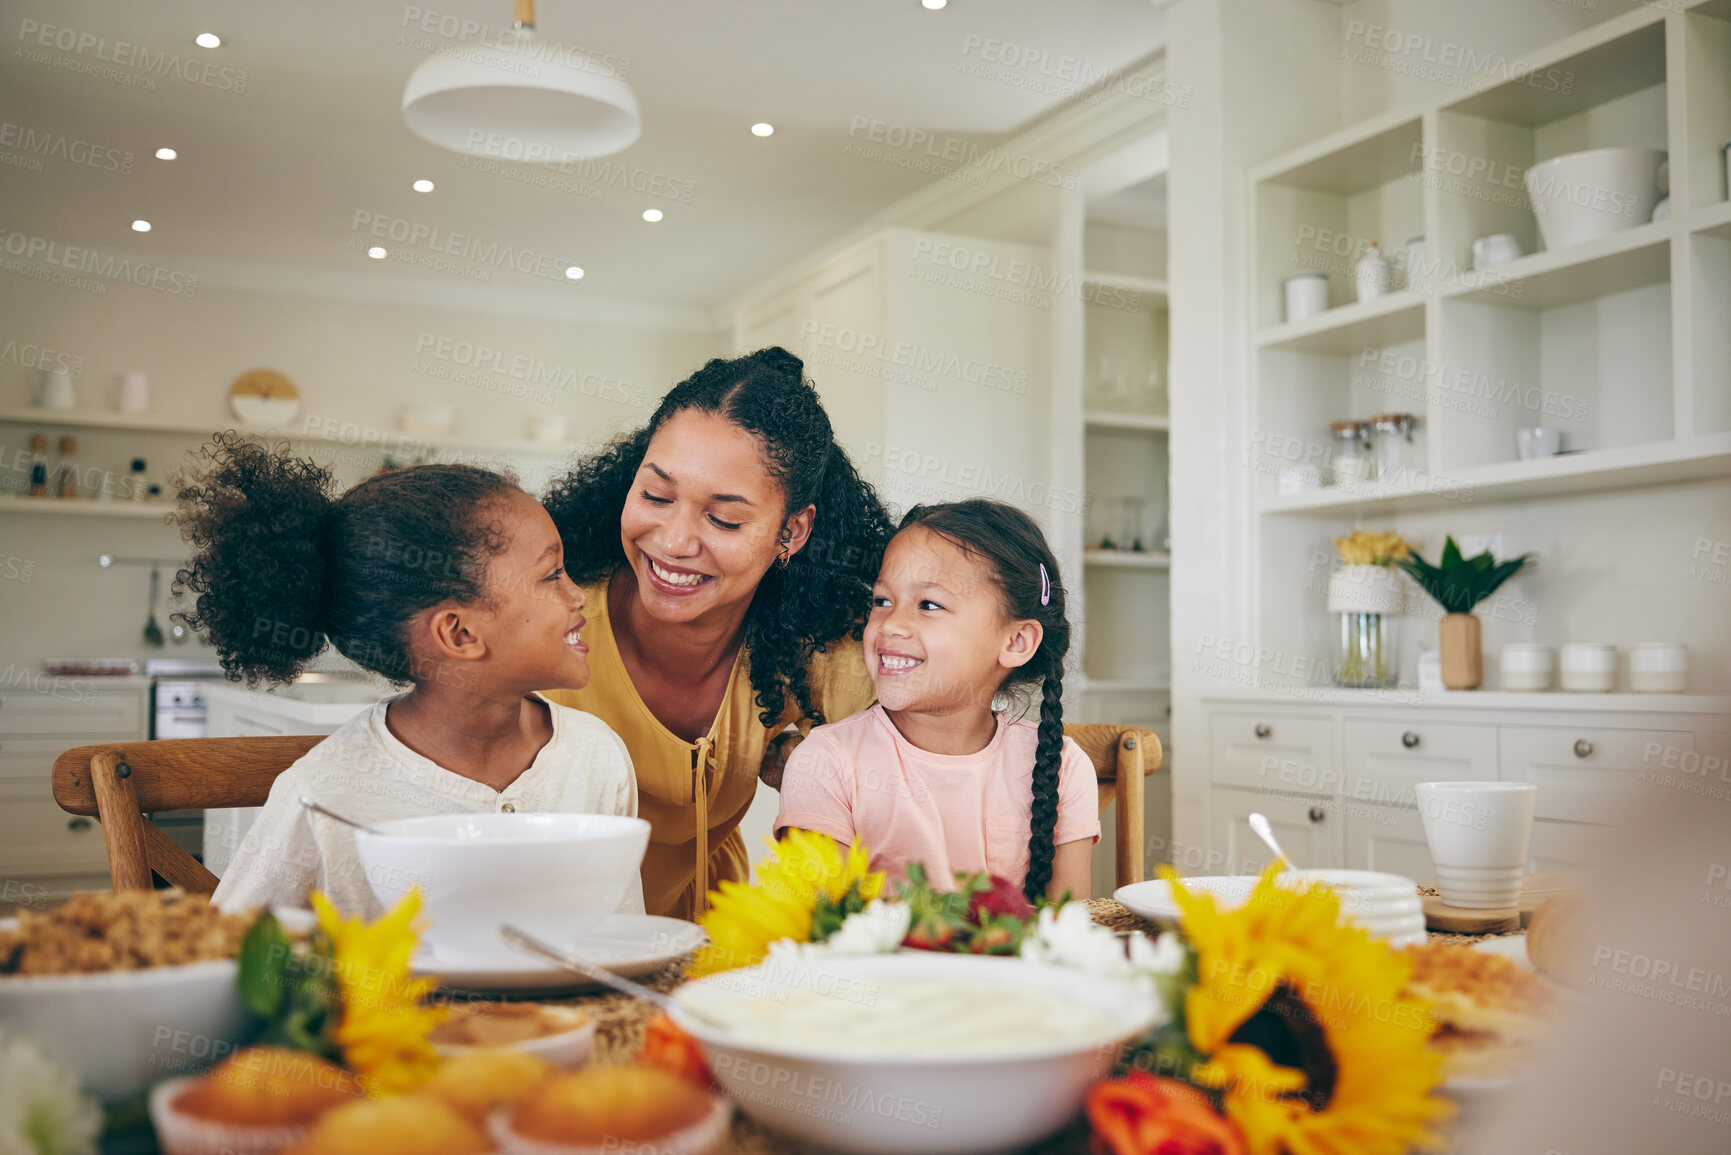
left=967, top=874, right=1035, bottom=924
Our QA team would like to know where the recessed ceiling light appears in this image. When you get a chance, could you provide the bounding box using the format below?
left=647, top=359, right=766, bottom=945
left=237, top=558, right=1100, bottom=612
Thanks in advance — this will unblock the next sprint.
left=412, top=179, right=435, bottom=193
left=131, top=220, right=151, bottom=232
left=155, top=147, right=177, bottom=161
left=921, top=0, right=947, bottom=10
left=564, top=266, right=584, bottom=280
left=194, top=32, right=221, bottom=48
left=367, top=246, right=388, bottom=259
left=751, top=122, right=774, bottom=137
left=641, top=208, right=663, bottom=223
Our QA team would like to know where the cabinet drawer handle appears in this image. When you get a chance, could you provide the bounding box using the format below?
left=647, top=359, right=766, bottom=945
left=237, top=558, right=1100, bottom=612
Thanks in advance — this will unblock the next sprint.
left=1254, top=723, right=1272, bottom=739
left=67, top=817, right=92, bottom=832
left=1401, top=731, right=1420, bottom=749
left=1308, top=806, right=1326, bottom=823
left=1573, top=739, right=1593, bottom=759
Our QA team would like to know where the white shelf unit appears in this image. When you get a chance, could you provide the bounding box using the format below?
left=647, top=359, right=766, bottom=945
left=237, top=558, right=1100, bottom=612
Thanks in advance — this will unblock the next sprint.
left=0, top=407, right=578, bottom=460
left=1247, top=6, right=1731, bottom=685
left=0, top=495, right=173, bottom=520
left=1076, top=195, right=1171, bottom=734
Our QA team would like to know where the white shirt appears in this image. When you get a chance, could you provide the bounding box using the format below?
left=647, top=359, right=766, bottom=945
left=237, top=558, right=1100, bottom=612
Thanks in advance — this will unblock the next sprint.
left=212, top=693, right=642, bottom=919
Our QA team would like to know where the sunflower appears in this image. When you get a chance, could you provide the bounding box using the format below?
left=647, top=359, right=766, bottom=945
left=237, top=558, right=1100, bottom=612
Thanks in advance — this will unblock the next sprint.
left=688, top=829, right=884, bottom=976
left=311, top=890, right=447, bottom=1096
left=1161, top=866, right=1453, bottom=1155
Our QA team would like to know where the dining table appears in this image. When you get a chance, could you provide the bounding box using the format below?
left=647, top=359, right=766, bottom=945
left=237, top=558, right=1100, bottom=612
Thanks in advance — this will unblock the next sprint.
left=103, top=897, right=1523, bottom=1155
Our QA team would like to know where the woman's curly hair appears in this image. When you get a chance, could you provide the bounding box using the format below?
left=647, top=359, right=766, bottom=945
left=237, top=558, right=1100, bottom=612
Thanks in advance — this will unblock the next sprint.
left=171, top=432, right=518, bottom=685
left=544, top=347, right=893, bottom=728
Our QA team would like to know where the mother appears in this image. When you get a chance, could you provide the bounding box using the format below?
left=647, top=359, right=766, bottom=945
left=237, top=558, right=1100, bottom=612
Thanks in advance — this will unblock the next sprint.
left=542, top=347, right=892, bottom=920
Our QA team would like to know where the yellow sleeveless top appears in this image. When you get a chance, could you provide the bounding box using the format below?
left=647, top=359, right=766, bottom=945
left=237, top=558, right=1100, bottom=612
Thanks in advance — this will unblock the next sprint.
left=543, top=578, right=874, bottom=921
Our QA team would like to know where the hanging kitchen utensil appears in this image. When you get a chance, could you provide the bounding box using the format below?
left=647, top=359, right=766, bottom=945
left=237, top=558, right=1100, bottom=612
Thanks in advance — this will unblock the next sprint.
left=142, top=565, right=166, bottom=648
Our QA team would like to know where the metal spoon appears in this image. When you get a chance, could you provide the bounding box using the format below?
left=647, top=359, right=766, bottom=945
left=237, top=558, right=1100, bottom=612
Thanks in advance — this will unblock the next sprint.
left=1248, top=813, right=1299, bottom=875
left=142, top=565, right=165, bottom=648
left=501, top=924, right=730, bottom=1030
left=299, top=796, right=385, bottom=835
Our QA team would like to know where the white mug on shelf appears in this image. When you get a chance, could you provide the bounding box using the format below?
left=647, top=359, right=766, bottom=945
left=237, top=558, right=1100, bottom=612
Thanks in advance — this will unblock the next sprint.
left=1629, top=642, right=1687, bottom=693
left=116, top=371, right=150, bottom=414
left=39, top=367, right=75, bottom=410
left=1284, top=271, right=1328, bottom=322
left=1471, top=233, right=1523, bottom=269
left=1559, top=643, right=1616, bottom=692
left=1499, top=644, right=1554, bottom=692
left=1516, top=427, right=1562, bottom=459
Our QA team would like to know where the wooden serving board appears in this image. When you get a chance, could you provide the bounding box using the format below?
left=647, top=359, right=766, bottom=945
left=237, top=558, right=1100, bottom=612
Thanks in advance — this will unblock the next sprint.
left=1420, top=873, right=1576, bottom=934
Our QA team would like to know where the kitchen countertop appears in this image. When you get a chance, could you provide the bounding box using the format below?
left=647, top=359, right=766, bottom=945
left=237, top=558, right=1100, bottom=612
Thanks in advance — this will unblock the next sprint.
left=203, top=675, right=392, bottom=725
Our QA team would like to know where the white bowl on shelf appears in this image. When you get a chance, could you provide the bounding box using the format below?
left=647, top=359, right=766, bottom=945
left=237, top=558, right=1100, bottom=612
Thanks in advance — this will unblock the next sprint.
left=1524, top=147, right=1665, bottom=251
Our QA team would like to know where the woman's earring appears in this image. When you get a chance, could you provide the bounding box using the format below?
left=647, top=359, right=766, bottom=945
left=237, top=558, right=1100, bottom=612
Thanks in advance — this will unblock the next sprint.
left=776, top=545, right=791, bottom=569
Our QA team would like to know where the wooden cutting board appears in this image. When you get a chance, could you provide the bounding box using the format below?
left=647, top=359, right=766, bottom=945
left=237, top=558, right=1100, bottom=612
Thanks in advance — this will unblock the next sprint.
left=1420, top=874, right=1576, bottom=934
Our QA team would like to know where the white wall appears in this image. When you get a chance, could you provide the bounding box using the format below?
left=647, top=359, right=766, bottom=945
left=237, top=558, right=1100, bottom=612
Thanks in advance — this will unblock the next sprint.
left=0, top=275, right=724, bottom=676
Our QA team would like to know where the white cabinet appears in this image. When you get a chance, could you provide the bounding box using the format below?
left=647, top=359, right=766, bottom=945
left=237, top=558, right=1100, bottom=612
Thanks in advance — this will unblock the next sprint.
left=1499, top=724, right=1692, bottom=824
left=1210, top=785, right=1341, bottom=873
left=1201, top=694, right=1729, bottom=880
left=1342, top=719, right=1497, bottom=805
left=0, top=682, right=148, bottom=895
left=1341, top=803, right=1434, bottom=881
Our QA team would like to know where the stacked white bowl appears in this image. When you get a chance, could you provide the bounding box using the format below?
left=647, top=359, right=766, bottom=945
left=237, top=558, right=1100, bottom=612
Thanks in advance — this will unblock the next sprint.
left=1278, top=869, right=1426, bottom=948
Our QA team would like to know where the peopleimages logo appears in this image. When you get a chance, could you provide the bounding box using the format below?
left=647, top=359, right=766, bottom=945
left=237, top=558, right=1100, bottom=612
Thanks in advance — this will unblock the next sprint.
left=0, top=120, right=132, bottom=173
left=16, top=19, right=249, bottom=92
left=0, top=229, right=199, bottom=296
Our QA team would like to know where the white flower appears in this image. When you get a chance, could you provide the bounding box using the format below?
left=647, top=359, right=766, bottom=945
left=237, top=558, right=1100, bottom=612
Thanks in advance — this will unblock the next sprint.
left=825, top=900, right=911, bottom=955
left=0, top=1031, right=102, bottom=1155
left=1130, top=928, right=1186, bottom=976
left=1019, top=902, right=1183, bottom=980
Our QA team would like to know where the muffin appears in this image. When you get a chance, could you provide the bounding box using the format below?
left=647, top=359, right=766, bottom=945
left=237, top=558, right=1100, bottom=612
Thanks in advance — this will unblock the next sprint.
left=420, top=1051, right=555, bottom=1124
left=494, top=1065, right=731, bottom=1155
left=281, top=1094, right=492, bottom=1155
left=149, top=1046, right=364, bottom=1155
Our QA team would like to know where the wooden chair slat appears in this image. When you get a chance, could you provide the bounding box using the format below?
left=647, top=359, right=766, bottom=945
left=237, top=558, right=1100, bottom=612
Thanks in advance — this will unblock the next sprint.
left=52, top=736, right=321, bottom=894
left=1064, top=723, right=1162, bottom=889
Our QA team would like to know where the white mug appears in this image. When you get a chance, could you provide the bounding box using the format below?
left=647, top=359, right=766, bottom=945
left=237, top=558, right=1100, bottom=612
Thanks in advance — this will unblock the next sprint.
left=1517, top=427, right=1562, bottom=459
left=116, top=371, right=150, bottom=414
left=1284, top=271, right=1328, bottom=322
left=1472, top=233, right=1523, bottom=269
left=39, top=368, right=75, bottom=410
left=1415, top=782, right=1537, bottom=909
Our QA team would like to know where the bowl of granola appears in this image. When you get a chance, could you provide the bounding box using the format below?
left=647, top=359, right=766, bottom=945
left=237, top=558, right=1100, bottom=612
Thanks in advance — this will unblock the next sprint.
left=0, top=890, right=256, bottom=1100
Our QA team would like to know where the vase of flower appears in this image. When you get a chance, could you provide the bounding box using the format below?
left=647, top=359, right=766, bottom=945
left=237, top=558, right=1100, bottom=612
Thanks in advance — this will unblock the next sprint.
left=1399, top=537, right=1532, bottom=692
left=1328, top=532, right=1411, bottom=688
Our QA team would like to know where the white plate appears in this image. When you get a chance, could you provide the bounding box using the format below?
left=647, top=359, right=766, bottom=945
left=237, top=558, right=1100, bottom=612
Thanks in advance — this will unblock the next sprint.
left=1470, top=933, right=1531, bottom=969
left=1113, top=876, right=1259, bottom=922
left=274, top=910, right=704, bottom=995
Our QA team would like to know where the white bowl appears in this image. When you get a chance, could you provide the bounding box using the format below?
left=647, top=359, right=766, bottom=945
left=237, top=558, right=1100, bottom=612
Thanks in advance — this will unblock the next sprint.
left=1524, top=147, right=1665, bottom=251
left=0, top=951, right=250, bottom=1101
left=353, top=813, right=650, bottom=963
left=432, top=1004, right=596, bottom=1067
left=671, top=953, right=1161, bottom=1154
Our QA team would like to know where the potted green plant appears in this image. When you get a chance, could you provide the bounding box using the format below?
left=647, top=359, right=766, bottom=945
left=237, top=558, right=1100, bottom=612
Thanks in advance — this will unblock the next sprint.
left=1399, top=536, right=1531, bottom=690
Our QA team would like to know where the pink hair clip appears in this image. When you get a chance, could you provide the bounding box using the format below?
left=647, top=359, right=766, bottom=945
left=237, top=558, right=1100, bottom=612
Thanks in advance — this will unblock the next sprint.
left=1039, top=562, right=1050, bottom=606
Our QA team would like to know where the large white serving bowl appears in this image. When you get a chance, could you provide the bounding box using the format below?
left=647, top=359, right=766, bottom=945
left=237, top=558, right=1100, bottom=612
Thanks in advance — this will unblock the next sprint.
left=672, top=953, right=1162, bottom=1155
left=353, top=813, right=649, bottom=962
left=1524, top=147, right=1665, bottom=251
left=0, top=943, right=250, bottom=1101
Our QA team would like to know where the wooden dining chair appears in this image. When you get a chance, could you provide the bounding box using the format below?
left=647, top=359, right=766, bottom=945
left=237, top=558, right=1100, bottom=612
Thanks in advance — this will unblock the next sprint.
left=52, top=737, right=322, bottom=895
left=1065, top=723, right=1163, bottom=889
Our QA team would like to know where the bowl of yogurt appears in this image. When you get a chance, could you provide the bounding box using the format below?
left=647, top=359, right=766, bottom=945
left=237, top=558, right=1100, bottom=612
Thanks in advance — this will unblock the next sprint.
left=672, top=952, right=1162, bottom=1154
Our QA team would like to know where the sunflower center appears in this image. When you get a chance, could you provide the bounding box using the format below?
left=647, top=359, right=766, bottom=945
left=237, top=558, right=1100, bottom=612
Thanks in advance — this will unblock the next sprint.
left=1228, top=981, right=1338, bottom=1111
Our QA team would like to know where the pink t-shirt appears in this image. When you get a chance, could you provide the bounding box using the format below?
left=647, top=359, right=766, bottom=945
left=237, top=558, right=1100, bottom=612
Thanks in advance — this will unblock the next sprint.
left=774, top=704, right=1101, bottom=890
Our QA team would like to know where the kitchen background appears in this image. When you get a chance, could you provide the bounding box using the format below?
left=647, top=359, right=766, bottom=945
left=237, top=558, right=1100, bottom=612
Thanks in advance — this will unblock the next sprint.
left=4, top=0, right=1728, bottom=913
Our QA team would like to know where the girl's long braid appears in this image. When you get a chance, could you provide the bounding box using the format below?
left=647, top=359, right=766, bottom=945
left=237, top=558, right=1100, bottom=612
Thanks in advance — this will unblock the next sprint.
left=1023, top=656, right=1066, bottom=901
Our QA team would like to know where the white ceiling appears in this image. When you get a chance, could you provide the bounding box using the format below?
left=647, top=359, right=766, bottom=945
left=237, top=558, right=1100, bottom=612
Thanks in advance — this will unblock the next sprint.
left=0, top=0, right=1165, bottom=314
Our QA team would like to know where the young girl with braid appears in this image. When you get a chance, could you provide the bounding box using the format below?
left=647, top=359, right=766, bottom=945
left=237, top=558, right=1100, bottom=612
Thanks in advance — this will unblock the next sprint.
left=775, top=500, right=1097, bottom=902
